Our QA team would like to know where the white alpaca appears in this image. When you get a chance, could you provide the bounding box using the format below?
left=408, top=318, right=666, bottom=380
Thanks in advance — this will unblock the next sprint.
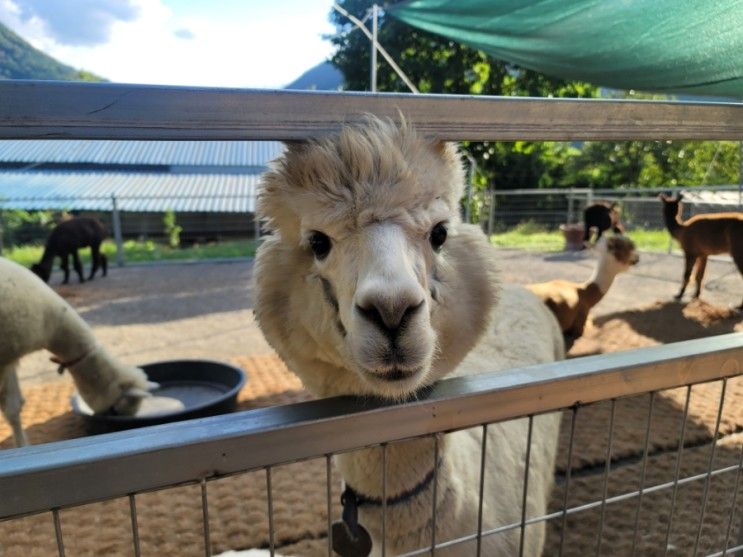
left=251, top=117, right=564, bottom=556
left=527, top=235, right=639, bottom=349
left=0, top=257, right=154, bottom=447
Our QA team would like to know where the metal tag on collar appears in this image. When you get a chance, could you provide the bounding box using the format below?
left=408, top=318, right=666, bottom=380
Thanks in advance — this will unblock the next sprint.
left=332, top=487, right=372, bottom=557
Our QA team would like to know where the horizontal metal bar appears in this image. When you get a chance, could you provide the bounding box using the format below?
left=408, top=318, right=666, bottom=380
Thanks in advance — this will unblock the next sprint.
left=0, top=333, right=740, bottom=519
left=1, top=81, right=743, bottom=141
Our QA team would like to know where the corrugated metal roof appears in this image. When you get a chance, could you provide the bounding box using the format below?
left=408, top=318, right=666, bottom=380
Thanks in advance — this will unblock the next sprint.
left=0, top=140, right=284, bottom=167
left=0, top=171, right=257, bottom=213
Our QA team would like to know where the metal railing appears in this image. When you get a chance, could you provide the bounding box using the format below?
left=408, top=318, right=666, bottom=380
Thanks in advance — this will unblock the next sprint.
left=0, top=193, right=259, bottom=262
left=0, top=335, right=741, bottom=555
left=479, top=185, right=743, bottom=234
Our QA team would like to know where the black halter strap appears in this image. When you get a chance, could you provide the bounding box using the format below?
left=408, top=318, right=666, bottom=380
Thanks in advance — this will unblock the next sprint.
left=342, top=461, right=440, bottom=509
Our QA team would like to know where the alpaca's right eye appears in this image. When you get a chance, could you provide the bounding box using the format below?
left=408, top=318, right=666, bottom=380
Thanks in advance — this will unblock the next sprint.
left=309, top=231, right=331, bottom=260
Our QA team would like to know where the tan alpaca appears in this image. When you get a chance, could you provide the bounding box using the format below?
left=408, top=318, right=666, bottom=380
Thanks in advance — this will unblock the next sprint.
left=253, top=117, right=564, bottom=556
left=527, top=235, right=639, bottom=349
left=0, top=257, right=154, bottom=447
left=660, top=193, right=743, bottom=309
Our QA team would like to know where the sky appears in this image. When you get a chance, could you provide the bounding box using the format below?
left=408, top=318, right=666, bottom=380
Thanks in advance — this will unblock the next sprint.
left=0, top=0, right=338, bottom=88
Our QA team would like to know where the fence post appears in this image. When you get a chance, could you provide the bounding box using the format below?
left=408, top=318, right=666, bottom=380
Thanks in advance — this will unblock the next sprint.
left=253, top=213, right=260, bottom=241
left=111, top=194, right=124, bottom=267
left=566, top=187, right=575, bottom=224
left=488, top=191, right=495, bottom=236
left=0, top=209, right=4, bottom=255
left=464, top=154, right=476, bottom=224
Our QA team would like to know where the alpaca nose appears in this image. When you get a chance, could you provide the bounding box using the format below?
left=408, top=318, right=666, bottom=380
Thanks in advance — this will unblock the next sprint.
left=355, top=295, right=424, bottom=340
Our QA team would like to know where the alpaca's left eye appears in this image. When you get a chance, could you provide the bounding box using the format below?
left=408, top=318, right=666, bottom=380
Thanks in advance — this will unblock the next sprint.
left=309, top=231, right=331, bottom=260
left=430, top=222, right=448, bottom=251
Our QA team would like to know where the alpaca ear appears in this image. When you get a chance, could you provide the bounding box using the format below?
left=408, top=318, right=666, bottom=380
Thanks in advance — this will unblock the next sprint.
left=431, top=140, right=449, bottom=156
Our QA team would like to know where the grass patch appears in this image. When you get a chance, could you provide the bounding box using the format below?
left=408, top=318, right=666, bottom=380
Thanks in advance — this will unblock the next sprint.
left=490, top=227, right=677, bottom=253
left=4, top=238, right=258, bottom=267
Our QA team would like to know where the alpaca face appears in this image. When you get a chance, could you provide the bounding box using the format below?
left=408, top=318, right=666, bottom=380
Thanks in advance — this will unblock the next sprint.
left=255, top=118, right=498, bottom=399
left=659, top=193, right=683, bottom=221
left=602, top=235, right=639, bottom=273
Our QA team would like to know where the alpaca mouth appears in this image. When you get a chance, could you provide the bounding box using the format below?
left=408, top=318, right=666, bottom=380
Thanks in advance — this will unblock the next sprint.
left=360, top=366, right=423, bottom=383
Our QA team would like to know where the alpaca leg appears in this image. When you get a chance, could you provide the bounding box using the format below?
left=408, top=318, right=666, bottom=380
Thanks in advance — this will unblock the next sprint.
left=732, top=248, right=743, bottom=310
left=88, top=243, right=101, bottom=280
left=693, top=255, right=708, bottom=299
left=675, top=253, right=696, bottom=300
left=101, top=253, right=108, bottom=277
left=73, top=250, right=85, bottom=283
left=60, top=253, right=70, bottom=284
left=0, top=363, right=28, bottom=447
left=582, top=223, right=591, bottom=243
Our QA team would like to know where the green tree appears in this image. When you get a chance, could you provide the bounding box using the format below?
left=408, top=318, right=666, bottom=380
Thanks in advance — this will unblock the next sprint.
left=329, top=0, right=598, bottom=195
left=329, top=4, right=740, bottom=195
left=163, top=210, right=182, bottom=249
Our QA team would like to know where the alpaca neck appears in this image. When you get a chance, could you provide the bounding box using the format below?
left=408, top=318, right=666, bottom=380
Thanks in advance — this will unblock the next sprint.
left=38, top=247, right=56, bottom=269
left=663, top=208, right=683, bottom=239
left=582, top=256, right=619, bottom=306
left=335, top=435, right=444, bottom=502
left=46, top=304, right=97, bottom=362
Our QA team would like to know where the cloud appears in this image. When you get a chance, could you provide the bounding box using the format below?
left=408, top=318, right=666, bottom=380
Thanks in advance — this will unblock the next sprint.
left=174, top=28, right=194, bottom=40
left=9, top=0, right=139, bottom=46
left=0, top=0, right=336, bottom=89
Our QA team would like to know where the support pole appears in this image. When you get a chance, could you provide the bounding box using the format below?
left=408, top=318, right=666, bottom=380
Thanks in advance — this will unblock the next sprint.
left=488, top=191, right=495, bottom=236
left=464, top=154, right=476, bottom=224
left=111, top=194, right=124, bottom=267
left=739, top=142, right=742, bottom=209
left=371, top=4, right=378, bottom=93
left=567, top=187, right=575, bottom=224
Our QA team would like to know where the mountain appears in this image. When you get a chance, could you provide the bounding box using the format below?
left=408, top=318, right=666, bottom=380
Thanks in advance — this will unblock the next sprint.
left=0, top=21, right=103, bottom=81
left=285, top=61, right=343, bottom=91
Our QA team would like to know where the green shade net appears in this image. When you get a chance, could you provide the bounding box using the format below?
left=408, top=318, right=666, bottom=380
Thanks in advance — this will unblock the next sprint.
left=387, top=0, right=743, bottom=98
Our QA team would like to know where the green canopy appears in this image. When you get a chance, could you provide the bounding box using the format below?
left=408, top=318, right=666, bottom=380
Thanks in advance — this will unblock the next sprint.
left=387, top=0, right=743, bottom=98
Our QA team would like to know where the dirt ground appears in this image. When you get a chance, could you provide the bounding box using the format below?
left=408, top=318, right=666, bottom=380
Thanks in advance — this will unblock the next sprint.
left=16, top=248, right=742, bottom=386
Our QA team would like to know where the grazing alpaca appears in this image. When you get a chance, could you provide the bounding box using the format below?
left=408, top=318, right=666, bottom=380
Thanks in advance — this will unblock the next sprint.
left=527, top=235, right=639, bottom=349
left=31, top=217, right=108, bottom=284
left=583, top=201, right=624, bottom=245
left=253, top=117, right=564, bottom=555
left=660, top=193, right=743, bottom=309
left=0, top=257, right=154, bottom=447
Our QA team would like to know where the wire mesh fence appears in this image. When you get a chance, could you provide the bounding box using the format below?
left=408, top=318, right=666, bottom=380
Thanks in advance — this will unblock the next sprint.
left=0, top=336, right=741, bottom=556
left=0, top=194, right=259, bottom=262
left=475, top=185, right=743, bottom=235
left=1, top=185, right=741, bottom=262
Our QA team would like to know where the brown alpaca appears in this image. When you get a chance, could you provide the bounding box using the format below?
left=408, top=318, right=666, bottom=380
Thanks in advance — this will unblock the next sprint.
left=527, top=235, right=639, bottom=349
left=31, top=217, right=108, bottom=284
left=659, top=193, right=743, bottom=309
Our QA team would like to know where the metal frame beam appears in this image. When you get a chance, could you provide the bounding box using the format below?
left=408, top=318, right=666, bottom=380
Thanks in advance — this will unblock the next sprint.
left=1, top=80, right=743, bottom=141
left=0, top=333, right=740, bottom=520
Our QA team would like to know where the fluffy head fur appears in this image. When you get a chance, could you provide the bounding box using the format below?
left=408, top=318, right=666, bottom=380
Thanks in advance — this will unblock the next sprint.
left=254, top=117, right=499, bottom=399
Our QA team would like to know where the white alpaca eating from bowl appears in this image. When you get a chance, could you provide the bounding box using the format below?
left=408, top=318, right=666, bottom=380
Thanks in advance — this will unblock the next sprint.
left=250, top=117, right=564, bottom=556
left=0, top=257, right=155, bottom=447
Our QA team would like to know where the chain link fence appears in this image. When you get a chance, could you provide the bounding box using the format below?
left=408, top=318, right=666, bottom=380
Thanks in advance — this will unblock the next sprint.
left=473, top=185, right=743, bottom=234
left=0, top=193, right=259, bottom=263
left=1, top=186, right=741, bottom=262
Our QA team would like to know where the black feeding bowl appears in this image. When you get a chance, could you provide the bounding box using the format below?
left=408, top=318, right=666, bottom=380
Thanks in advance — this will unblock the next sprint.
left=71, top=359, right=246, bottom=431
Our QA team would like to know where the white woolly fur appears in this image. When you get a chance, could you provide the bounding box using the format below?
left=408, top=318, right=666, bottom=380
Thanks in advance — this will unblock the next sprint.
left=0, top=257, right=151, bottom=447
left=247, top=116, right=565, bottom=557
